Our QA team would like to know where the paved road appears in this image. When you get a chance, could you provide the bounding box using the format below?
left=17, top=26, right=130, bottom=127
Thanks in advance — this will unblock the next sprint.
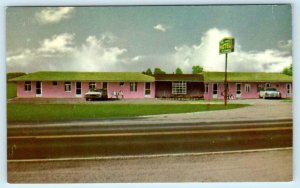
left=7, top=99, right=293, bottom=182
left=8, top=148, right=292, bottom=183
left=8, top=119, right=292, bottom=160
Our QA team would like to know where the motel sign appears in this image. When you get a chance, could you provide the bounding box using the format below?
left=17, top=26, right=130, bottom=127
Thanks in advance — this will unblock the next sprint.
left=219, top=37, right=235, bottom=54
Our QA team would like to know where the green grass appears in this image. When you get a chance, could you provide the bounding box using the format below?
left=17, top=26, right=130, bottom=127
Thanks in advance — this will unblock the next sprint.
left=282, top=98, right=292, bottom=103
left=7, top=82, right=17, bottom=99
left=7, top=103, right=249, bottom=122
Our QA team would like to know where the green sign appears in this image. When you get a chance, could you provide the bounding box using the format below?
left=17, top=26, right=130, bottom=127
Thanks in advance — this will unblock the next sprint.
left=219, top=37, right=235, bottom=54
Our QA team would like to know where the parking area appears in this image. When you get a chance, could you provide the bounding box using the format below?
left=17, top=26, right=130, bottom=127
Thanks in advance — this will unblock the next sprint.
left=137, top=99, right=293, bottom=124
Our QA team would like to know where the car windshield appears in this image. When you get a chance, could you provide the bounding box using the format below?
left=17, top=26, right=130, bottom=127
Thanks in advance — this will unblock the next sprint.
left=89, top=89, right=102, bottom=92
left=266, top=88, right=277, bottom=91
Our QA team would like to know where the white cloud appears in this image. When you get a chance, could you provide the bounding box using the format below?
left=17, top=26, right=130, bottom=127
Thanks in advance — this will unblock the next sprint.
left=6, top=28, right=292, bottom=73
left=131, top=56, right=143, bottom=61
left=38, top=33, right=75, bottom=54
left=35, top=7, right=75, bottom=24
left=277, top=40, right=292, bottom=51
left=171, top=28, right=292, bottom=72
left=6, top=49, right=34, bottom=63
left=6, top=33, right=129, bottom=72
left=154, top=24, right=167, bottom=32
left=72, top=36, right=127, bottom=71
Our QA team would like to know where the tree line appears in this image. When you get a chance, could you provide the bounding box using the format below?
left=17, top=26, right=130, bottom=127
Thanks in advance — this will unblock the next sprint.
left=143, top=64, right=293, bottom=76
left=142, top=65, right=204, bottom=75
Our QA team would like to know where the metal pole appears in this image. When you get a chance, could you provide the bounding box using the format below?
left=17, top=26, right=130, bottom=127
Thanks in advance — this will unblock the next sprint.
left=224, top=53, right=228, bottom=106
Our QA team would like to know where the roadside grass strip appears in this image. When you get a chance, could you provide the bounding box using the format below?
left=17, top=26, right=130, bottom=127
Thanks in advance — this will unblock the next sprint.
left=282, top=98, right=292, bottom=103
left=7, top=103, right=249, bottom=122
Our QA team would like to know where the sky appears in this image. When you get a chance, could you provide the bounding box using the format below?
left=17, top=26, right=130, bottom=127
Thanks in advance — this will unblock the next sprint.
left=6, top=5, right=292, bottom=73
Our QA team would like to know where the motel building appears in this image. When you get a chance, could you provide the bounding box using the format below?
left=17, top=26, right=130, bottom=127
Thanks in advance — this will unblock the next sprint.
left=9, top=71, right=292, bottom=100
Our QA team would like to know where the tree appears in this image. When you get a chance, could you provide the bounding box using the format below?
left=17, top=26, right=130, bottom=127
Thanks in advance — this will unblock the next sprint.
left=175, top=67, right=183, bottom=74
left=142, top=68, right=153, bottom=75
left=282, top=64, right=292, bottom=76
left=192, top=65, right=204, bottom=74
left=153, top=68, right=166, bottom=74
left=7, top=72, right=26, bottom=81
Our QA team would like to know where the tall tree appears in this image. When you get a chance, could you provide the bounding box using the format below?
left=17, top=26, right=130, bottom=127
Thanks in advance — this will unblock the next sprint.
left=192, top=65, right=204, bottom=74
left=142, top=68, right=153, bottom=75
left=7, top=72, right=26, bottom=81
left=282, top=64, right=292, bottom=76
left=175, top=67, right=183, bottom=74
left=153, top=68, right=166, bottom=74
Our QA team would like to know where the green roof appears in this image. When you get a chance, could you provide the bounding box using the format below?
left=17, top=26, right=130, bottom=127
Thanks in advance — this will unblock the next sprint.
left=202, top=72, right=292, bottom=82
left=9, top=72, right=155, bottom=82
left=9, top=71, right=292, bottom=83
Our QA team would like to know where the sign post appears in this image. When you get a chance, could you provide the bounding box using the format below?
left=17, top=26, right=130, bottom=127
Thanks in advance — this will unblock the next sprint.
left=219, top=37, right=234, bottom=106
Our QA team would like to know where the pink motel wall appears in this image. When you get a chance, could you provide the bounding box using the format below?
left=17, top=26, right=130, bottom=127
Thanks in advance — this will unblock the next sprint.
left=107, top=82, right=155, bottom=99
left=203, top=82, right=293, bottom=100
left=17, top=81, right=155, bottom=99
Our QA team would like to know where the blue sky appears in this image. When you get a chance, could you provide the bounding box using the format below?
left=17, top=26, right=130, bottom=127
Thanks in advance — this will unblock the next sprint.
left=6, top=5, right=292, bottom=73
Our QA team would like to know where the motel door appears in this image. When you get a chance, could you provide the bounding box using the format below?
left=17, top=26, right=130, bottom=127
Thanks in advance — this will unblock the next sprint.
left=236, top=83, right=241, bottom=98
left=75, top=82, right=82, bottom=97
left=145, top=82, right=151, bottom=97
left=36, top=81, right=42, bottom=97
left=212, top=83, right=218, bottom=99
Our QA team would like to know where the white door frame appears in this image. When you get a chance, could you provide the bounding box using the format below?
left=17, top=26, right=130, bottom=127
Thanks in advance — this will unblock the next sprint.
left=212, top=83, right=218, bottom=99
left=144, top=82, right=151, bottom=97
left=75, top=81, right=82, bottom=97
left=35, top=81, right=42, bottom=97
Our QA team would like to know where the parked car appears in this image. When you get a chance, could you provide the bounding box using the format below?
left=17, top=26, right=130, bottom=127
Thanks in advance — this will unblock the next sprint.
left=84, top=89, right=107, bottom=101
left=259, top=88, right=281, bottom=99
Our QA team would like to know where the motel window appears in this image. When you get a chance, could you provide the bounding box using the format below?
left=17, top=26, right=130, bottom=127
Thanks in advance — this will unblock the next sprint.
left=245, top=84, right=251, bottom=93
left=130, top=82, right=137, bottom=92
left=52, top=81, right=58, bottom=86
left=89, top=82, right=96, bottom=90
left=120, top=82, right=124, bottom=86
left=265, top=83, right=271, bottom=88
left=64, top=82, right=71, bottom=92
left=172, top=81, right=187, bottom=95
left=205, top=83, right=209, bottom=93
left=24, top=81, right=31, bottom=91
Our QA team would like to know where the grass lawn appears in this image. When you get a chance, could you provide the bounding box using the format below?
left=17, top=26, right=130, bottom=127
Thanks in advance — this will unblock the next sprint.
left=7, top=82, right=17, bottom=99
left=282, top=98, right=292, bottom=103
left=7, top=103, right=249, bottom=122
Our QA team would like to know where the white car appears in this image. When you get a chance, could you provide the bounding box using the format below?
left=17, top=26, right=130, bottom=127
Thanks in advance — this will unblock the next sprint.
left=259, top=88, right=281, bottom=99
left=84, top=89, right=104, bottom=101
